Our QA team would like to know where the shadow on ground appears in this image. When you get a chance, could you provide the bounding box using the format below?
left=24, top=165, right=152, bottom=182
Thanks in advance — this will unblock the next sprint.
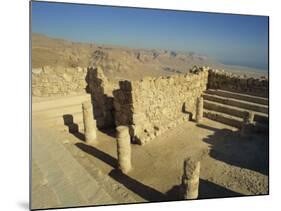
left=63, top=113, right=116, bottom=141
left=75, top=142, right=117, bottom=168
left=63, top=114, right=85, bottom=141
left=75, top=142, right=166, bottom=201
left=166, top=179, right=242, bottom=201
left=109, top=169, right=167, bottom=202
left=197, top=123, right=269, bottom=175
left=75, top=141, right=246, bottom=202
left=99, top=128, right=116, bottom=138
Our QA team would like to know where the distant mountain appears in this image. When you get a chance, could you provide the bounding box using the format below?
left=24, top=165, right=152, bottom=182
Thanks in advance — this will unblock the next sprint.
left=31, top=33, right=267, bottom=79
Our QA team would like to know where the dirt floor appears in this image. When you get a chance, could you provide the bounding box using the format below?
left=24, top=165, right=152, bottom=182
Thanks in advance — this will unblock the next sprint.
left=34, top=117, right=268, bottom=206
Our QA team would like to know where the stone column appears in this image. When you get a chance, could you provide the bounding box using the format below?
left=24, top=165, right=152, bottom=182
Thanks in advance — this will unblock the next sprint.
left=241, top=111, right=254, bottom=136
left=246, top=111, right=254, bottom=124
left=82, top=101, right=97, bottom=144
left=196, top=96, right=204, bottom=123
left=182, top=157, right=201, bottom=199
left=116, top=126, right=132, bottom=173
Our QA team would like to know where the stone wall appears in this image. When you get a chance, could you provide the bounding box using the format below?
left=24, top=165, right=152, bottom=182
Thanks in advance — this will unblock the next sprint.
left=113, top=67, right=209, bottom=145
left=32, top=66, right=88, bottom=97
left=208, top=69, right=268, bottom=97
left=86, top=67, right=119, bottom=128
left=32, top=65, right=268, bottom=141
left=32, top=65, right=118, bottom=129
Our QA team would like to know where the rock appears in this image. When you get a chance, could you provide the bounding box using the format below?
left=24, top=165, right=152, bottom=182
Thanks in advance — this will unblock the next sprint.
left=32, top=68, right=42, bottom=74
left=62, top=73, right=72, bottom=82
left=32, top=88, right=41, bottom=96
left=43, top=66, right=53, bottom=74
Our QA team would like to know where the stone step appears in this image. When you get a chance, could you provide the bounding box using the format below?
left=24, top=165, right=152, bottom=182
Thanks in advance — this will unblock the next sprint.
left=62, top=122, right=85, bottom=134
left=203, top=93, right=268, bottom=114
left=203, top=109, right=268, bottom=132
left=205, top=89, right=268, bottom=105
left=32, top=127, right=115, bottom=209
left=33, top=94, right=91, bottom=112
left=31, top=160, right=61, bottom=209
left=203, top=109, right=243, bottom=128
left=204, top=100, right=268, bottom=124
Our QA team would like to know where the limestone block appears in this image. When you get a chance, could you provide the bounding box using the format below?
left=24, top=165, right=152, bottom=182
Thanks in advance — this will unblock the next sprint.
left=62, top=73, right=72, bottom=82
left=53, top=66, right=65, bottom=74
left=52, top=86, right=59, bottom=93
left=32, top=68, right=43, bottom=74
left=132, top=113, right=146, bottom=125
left=43, top=66, right=54, bottom=74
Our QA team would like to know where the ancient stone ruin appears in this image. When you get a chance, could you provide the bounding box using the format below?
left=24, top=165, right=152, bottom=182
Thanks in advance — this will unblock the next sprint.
left=113, top=67, right=209, bottom=144
left=32, top=65, right=269, bottom=145
left=32, top=64, right=269, bottom=207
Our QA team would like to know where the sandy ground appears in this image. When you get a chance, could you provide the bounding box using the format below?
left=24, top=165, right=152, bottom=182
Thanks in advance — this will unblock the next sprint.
left=32, top=116, right=268, bottom=207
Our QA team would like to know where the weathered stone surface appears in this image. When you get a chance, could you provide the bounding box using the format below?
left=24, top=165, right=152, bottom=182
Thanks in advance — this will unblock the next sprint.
left=62, top=73, right=73, bottom=82
left=208, top=69, right=268, bottom=98
left=195, top=96, right=204, bottom=123
left=32, top=68, right=43, bottom=74
left=32, top=88, right=42, bottom=96
left=241, top=111, right=255, bottom=136
left=182, top=157, right=201, bottom=200
left=114, top=67, right=209, bottom=144
left=82, top=101, right=97, bottom=144
left=86, top=67, right=118, bottom=128
left=32, top=65, right=267, bottom=145
left=116, top=126, right=132, bottom=173
left=32, top=66, right=87, bottom=96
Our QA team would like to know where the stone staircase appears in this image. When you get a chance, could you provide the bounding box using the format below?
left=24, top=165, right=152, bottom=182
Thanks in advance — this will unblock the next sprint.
left=32, top=94, right=91, bottom=132
left=32, top=126, right=116, bottom=209
left=202, top=89, right=269, bottom=131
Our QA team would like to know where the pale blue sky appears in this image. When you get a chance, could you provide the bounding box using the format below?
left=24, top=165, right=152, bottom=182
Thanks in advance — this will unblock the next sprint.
left=32, top=1, right=269, bottom=71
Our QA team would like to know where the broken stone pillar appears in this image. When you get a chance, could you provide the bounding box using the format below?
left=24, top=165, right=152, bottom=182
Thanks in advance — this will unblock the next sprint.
left=82, top=101, right=97, bottom=144
left=241, top=111, right=254, bottom=136
left=246, top=111, right=255, bottom=124
left=182, top=157, right=201, bottom=199
left=116, top=126, right=132, bottom=173
left=196, top=96, right=204, bottom=123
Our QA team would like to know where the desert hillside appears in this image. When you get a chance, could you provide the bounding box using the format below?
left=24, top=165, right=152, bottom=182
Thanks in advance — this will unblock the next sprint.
left=32, top=33, right=267, bottom=80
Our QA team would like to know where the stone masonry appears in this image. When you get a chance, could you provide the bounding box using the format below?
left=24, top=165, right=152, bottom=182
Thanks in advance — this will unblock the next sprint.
left=32, top=65, right=268, bottom=144
left=208, top=69, right=268, bottom=98
left=113, top=67, right=209, bottom=145
left=32, top=66, right=88, bottom=97
left=85, top=66, right=119, bottom=129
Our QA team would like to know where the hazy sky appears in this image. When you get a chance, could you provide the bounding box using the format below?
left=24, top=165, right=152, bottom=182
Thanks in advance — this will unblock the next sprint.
left=31, top=1, right=269, bottom=71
